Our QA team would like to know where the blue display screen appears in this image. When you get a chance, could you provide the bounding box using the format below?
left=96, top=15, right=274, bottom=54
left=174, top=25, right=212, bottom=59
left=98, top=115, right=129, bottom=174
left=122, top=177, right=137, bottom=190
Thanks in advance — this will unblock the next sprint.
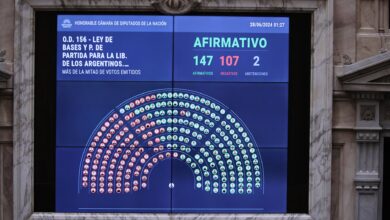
left=56, top=15, right=289, bottom=213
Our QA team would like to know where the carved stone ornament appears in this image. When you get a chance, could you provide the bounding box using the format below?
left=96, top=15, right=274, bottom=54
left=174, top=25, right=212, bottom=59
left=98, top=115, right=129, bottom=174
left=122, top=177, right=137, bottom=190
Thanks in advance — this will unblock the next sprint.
left=0, top=50, right=5, bottom=62
left=355, top=180, right=380, bottom=191
left=0, top=49, right=12, bottom=88
left=385, top=104, right=390, bottom=120
left=356, top=131, right=380, bottom=142
left=151, top=0, right=202, bottom=14
left=360, top=105, right=376, bottom=121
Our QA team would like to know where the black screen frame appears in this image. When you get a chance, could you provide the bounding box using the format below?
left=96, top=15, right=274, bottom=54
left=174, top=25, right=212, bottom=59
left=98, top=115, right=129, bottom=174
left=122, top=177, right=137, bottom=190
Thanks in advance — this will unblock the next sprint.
left=34, top=11, right=311, bottom=213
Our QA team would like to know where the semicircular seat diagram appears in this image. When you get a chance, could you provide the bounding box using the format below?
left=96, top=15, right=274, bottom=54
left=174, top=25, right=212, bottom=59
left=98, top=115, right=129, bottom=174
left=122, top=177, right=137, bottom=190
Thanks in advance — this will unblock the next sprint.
left=79, top=88, right=264, bottom=195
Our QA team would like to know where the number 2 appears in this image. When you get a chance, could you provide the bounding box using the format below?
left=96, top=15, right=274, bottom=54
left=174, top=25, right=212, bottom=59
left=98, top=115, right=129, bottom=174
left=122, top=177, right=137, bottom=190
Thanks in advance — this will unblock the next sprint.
left=253, top=56, right=260, bottom=66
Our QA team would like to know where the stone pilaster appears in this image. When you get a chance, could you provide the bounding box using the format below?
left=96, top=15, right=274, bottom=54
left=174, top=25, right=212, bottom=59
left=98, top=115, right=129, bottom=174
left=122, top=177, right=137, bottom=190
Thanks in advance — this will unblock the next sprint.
left=354, top=98, right=382, bottom=220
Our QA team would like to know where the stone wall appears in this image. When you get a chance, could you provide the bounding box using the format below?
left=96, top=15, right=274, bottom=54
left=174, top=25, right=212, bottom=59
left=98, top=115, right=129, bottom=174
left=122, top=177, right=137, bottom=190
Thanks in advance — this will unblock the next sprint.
left=0, top=0, right=388, bottom=220
left=333, top=1, right=389, bottom=220
left=334, top=0, right=390, bottom=65
left=0, top=0, right=14, bottom=219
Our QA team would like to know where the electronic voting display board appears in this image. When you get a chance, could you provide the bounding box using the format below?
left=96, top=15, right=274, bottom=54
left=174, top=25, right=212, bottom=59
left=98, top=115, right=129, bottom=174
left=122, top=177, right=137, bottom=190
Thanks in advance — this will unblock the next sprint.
left=56, top=15, right=289, bottom=213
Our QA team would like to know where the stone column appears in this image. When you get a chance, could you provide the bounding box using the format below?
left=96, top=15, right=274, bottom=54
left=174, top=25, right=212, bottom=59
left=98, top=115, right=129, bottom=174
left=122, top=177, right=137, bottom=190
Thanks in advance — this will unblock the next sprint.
left=353, top=96, right=382, bottom=220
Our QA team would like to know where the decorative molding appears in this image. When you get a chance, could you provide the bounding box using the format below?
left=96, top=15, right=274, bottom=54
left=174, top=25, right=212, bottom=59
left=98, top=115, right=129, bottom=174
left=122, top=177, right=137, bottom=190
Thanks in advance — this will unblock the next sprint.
left=354, top=179, right=380, bottom=191
left=370, top=74, right=390, bottom=83
left=351, top=92, right=384, bottom=100
left=151, top=0, right=201, bottom=14
left=355, top=184, right=379, bottom=191
left=337, top=51, right=390, bottom=92
left=356, top=131, right=380, bottom=142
